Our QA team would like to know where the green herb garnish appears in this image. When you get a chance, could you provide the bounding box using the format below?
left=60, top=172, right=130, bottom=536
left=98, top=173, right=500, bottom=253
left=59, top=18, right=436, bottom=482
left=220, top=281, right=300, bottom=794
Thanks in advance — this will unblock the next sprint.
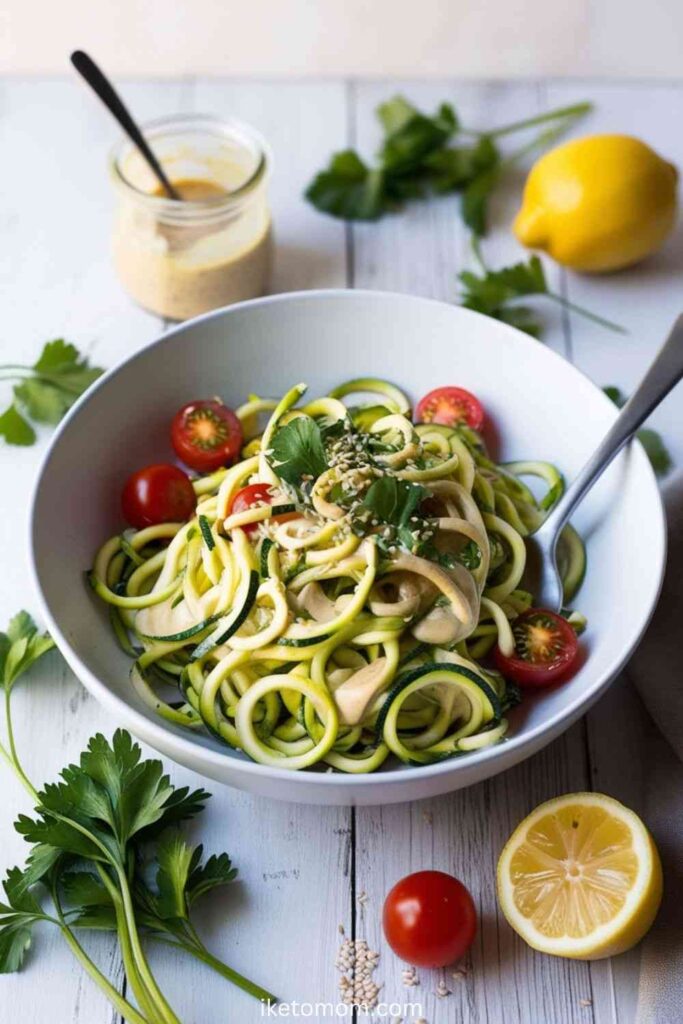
left=603, top=386, right=672, bottom=477
left=0, top=340, right=104, bottom=447
left=306, top=96, right=592, bottom=235
left=268, top=417, right=328, bottom=485
left=360, top=477, right=429, bottom=550
left=460, top=249, right=626, bottom=338
left=0, top=610, right=276, bottom=1019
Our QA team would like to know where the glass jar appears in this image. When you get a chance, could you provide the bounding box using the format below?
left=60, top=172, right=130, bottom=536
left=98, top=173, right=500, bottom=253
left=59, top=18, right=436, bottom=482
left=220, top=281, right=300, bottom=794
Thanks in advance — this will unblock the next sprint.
left=110, top=115, right=272, bottom=321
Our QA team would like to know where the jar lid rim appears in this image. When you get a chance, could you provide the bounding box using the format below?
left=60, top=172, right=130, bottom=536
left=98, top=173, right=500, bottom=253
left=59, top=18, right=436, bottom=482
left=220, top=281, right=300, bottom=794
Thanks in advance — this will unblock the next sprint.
left=109, top=113, right=270, bottom=216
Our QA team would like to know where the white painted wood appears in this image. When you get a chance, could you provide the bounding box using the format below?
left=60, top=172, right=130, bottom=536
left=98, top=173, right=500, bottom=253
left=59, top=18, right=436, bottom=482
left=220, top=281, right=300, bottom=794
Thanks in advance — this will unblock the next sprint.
left=1, top=75, right=678, bottom=1024
left=542, top=81, right=683, bottom=466
left=350, top=79, right=596, bottom=1024
left=0, top=76, right=350, bottom=1024
left=542, top=81, right=683, bottom=1024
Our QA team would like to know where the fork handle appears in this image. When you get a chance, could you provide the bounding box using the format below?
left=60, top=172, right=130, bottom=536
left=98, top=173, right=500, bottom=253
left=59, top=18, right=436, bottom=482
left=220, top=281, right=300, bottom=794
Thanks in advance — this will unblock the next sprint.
left=542, top=312, right=683, bottom=541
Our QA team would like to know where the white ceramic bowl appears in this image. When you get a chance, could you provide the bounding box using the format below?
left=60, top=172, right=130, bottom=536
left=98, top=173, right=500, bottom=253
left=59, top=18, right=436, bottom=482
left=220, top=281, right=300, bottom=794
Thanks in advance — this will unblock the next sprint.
left=30, top=290, right=666, bottom=805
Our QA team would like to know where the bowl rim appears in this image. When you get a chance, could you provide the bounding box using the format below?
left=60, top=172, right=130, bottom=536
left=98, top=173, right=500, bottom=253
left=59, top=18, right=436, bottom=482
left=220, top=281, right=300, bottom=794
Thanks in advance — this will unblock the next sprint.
left=28, top=288, right=667, bottom=788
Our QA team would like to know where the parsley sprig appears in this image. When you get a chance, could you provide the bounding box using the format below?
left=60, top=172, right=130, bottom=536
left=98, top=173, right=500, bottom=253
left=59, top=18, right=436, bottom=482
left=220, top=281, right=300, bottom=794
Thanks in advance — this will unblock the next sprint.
left=305, top=96, right=591, bottom=234
left=603, top=386, right=672, bottom=477
left=0, top=339, right=104, bottom=446
left=459, top=244, right=626, bottom=338
left=0, top=612, right=276, bottom=1020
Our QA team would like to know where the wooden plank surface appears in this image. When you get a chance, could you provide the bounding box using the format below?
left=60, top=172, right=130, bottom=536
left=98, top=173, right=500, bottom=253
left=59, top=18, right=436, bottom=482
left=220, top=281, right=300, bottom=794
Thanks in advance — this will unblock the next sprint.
left=1, top=75, right=681, bottom=1024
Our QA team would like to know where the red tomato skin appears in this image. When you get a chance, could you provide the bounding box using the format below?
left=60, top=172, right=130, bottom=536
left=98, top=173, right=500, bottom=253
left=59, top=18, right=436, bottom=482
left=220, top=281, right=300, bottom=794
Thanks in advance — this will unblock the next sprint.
left=382, top=870, right=477, bottom=968
left=121, top=464, right=196, bottom=528
left=228, top=483, right=297, bottom=535
left=171, top=400, right=243, bottom=473
left=415, top=387, right=485, bottom=431
left=494, top=608, right=579, bottom=688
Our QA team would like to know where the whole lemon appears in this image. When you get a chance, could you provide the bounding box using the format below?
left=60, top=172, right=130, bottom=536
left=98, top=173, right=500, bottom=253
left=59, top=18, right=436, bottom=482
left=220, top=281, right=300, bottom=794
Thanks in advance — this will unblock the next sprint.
left=514, top=134, right=678, bottom=272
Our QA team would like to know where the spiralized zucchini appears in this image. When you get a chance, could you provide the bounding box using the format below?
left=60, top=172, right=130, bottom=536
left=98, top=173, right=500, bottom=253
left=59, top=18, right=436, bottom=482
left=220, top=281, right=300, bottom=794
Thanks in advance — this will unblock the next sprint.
left=91, top=379, right=585, bottom=773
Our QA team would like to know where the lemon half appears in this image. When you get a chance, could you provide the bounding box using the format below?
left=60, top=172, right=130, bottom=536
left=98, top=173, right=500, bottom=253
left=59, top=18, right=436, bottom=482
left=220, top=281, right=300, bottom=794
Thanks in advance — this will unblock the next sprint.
left=497, top=792, right=662, bottom=959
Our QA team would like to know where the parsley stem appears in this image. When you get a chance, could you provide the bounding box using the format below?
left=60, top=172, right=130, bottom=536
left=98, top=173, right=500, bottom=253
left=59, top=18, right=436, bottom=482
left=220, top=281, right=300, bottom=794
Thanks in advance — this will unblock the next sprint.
left=483, top=102, right=592, bottom=140
left=545, top=292, right=627, bottom=334
left=60, top=925, right=153, bottom=1024
left=50, top=871, right=153, bottom=1024
left=153, top=935, right=278, bottom=1006
left=96, top=866, right=163, bottom=1024
left=3, top=685, right=38, bottom=801
left=115, top=864, right=181, bottom=1024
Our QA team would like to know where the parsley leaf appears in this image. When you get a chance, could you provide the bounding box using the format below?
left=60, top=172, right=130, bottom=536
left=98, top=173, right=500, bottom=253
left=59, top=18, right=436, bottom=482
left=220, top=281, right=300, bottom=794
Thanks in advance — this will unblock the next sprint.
left=0, top=404, right=36, bottom=446
left=603, top=386, right=673, bottom=477
left=361, top=477, right=429, bottom=550
left=0, top=910, right=35, bottom=973
left=637, top=429, right=672, bottom=477
left=268, top=417, right=328, bottom=486
left=0, top=611, right=54, bottom=693
left=457, top=540, right=482, bottom=570
left=0, top=339, right=104, bottom=446
left=0, top=609, right=276, bottom=1008
left=304, top=151, right=386, bottom=221
left=460, top=253, right=625, bottom=337
left=603, top=385, right=626, bottom=408
left=306, top=95, right=590, bottom=232
left=377, top=98, right=457, bottom=176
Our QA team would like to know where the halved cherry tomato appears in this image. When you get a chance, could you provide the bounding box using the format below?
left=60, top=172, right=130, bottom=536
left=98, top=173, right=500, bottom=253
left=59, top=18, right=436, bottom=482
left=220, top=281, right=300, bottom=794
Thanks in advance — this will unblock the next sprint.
left=415, top=386, right=484, bottom=430
left=171, top=399, right=243, bottom=473
left=228, top=483, right=298, bottom=535
left=383, top=870, right=477, bottom=968
left=121, top=464, right=196, bottom=528
left=494, top=608, right=579, bottom=688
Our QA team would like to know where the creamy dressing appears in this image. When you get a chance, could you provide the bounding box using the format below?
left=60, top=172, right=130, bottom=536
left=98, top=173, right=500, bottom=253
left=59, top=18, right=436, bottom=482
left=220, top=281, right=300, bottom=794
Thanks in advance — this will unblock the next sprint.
left=111, top=119, right=272, bottom=321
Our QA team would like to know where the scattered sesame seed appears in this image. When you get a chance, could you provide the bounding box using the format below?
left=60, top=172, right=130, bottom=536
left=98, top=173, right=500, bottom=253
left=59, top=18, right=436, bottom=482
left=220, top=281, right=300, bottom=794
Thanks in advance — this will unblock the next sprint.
left=436, top=976, right=451, bottom=998
left=402, top=965, right=420, bottom=987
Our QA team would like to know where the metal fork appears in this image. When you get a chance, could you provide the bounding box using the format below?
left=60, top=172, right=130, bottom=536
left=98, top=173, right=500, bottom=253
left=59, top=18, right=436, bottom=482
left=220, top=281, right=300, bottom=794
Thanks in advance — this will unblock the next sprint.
left=528, top=314, right=683, bottom=610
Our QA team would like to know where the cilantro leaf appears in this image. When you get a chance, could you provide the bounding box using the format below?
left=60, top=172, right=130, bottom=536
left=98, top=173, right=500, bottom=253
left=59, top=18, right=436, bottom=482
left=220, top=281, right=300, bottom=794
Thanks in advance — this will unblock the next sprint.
left=268, top=417, right=328, bottom=486
left=0, top=404, right=36, bottom=446
left=603, top=386, right=673, bottom=477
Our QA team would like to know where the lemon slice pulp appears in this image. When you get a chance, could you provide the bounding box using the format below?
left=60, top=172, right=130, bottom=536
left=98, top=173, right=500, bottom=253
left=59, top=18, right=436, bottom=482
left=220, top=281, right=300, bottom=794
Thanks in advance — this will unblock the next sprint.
left=497, top=792, right=662, bottom=959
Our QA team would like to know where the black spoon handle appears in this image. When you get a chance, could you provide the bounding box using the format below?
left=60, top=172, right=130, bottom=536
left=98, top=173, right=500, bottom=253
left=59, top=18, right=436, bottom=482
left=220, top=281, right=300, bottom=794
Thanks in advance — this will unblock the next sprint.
left=70, top=49, right=181, bottom=200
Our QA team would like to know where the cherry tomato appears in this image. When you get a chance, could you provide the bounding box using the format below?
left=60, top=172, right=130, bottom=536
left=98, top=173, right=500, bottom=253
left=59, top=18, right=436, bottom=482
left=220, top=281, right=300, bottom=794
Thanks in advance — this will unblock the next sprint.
left=415, top=386, right=484, bottom=430
left=494, top=608, right=579, bottom=688
left=121, top=464, right=196, bottom=528
left=228, top=483, right=298, bottom=535
left=171, top=399, right=243, bottom=473
left=382, top=870, right=477, bottom=968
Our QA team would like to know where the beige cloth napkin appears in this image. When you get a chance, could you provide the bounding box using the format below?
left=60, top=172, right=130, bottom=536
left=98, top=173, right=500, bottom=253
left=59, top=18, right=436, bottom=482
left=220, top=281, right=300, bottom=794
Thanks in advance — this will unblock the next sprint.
left=629, top=472, right=683, bottom=1024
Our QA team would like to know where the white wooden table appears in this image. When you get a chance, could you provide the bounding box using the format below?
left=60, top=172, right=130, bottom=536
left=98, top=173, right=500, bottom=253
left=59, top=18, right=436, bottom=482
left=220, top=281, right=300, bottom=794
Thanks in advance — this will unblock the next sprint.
left=1, top=77, right=682, bottom=1024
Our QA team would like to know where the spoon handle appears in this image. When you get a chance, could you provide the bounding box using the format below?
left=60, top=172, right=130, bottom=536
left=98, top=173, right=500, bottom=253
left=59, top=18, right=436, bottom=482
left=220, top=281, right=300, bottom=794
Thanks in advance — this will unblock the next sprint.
left=543, top=312, right=683, bottom=538
left=70, top=50, right=180, bottom=201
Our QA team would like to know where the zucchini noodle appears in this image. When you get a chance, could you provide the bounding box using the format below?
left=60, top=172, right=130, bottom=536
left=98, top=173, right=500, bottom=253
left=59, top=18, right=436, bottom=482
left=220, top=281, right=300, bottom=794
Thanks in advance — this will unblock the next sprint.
left=91, top=378, right=586, bottom=773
